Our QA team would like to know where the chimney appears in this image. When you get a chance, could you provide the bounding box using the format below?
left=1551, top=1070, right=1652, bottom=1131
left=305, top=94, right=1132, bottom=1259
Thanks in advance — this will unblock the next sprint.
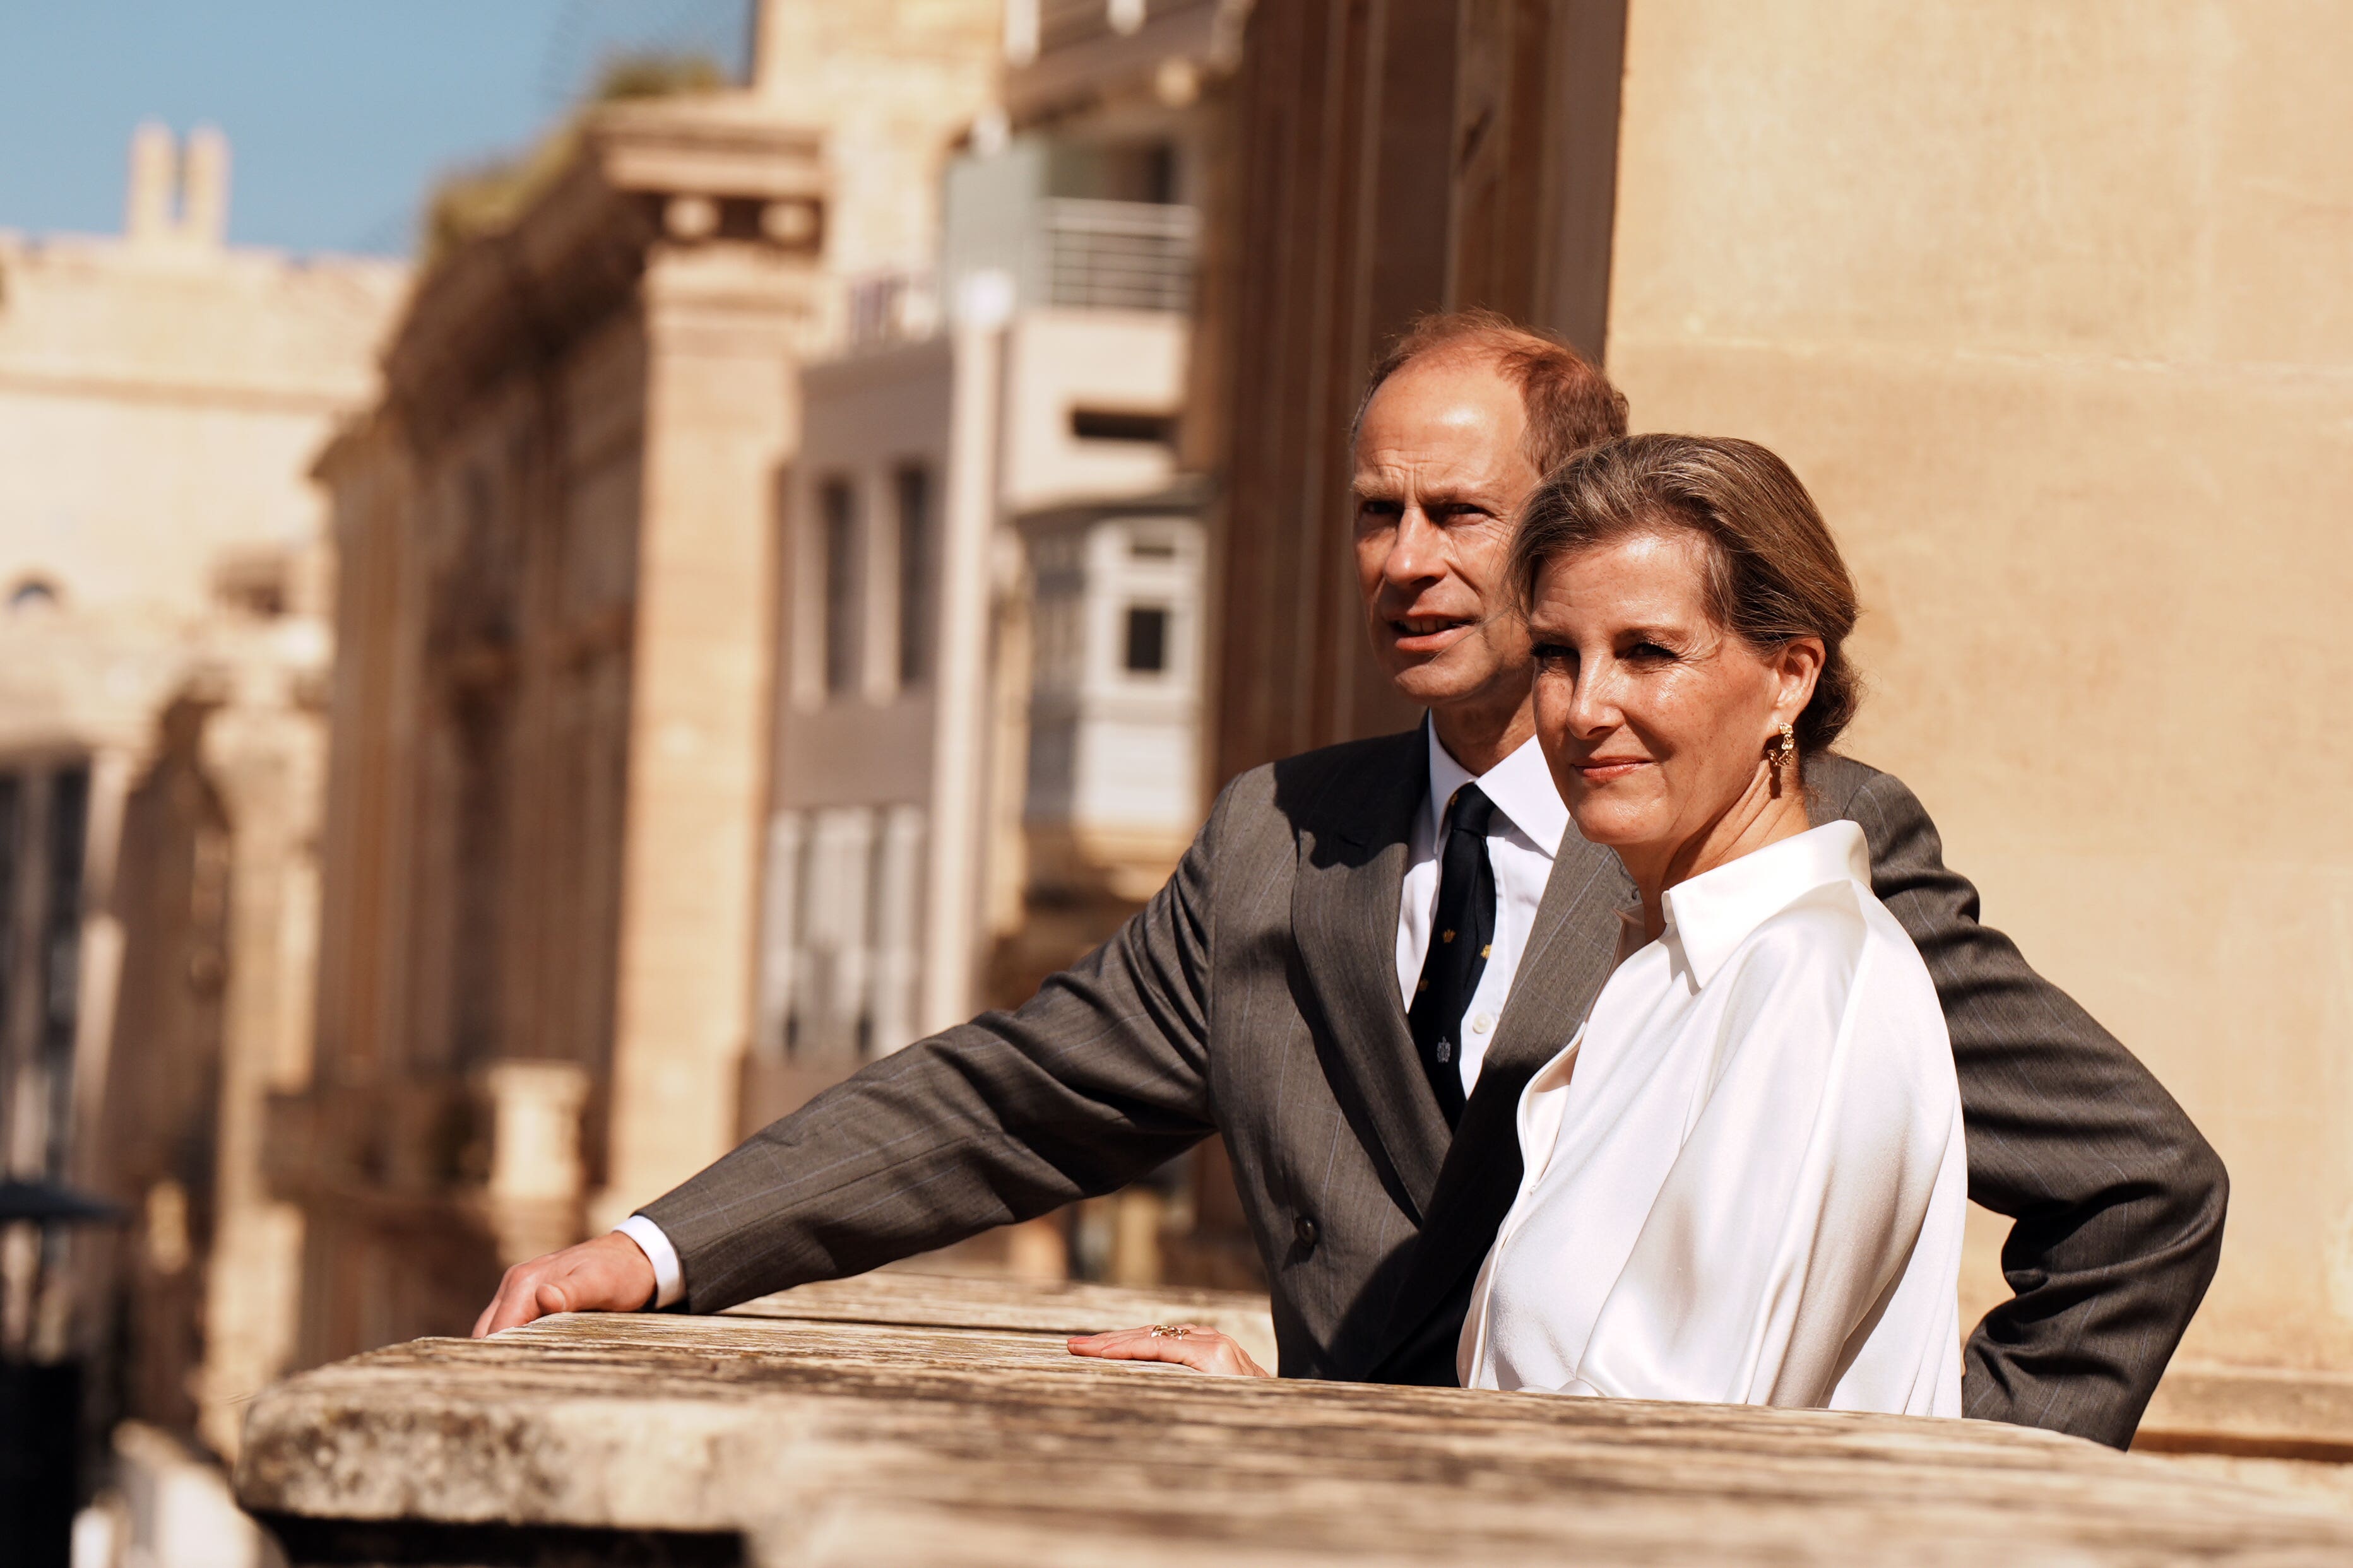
left=125, top=122, right=175, bottom=244
left=750, top=0, right=792, bottom=97
left=181, top=126, right=230, bottom=247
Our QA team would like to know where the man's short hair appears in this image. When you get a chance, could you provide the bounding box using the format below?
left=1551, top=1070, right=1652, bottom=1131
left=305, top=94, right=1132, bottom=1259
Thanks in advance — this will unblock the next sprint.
left=1354, top=309, right=1630, bottom=476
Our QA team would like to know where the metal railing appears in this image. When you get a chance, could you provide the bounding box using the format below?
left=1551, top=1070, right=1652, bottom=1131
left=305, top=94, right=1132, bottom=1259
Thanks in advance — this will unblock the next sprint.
left=1040, top=199, right=1197, bottom=314
left=839, top=199, right=1196, bottom=348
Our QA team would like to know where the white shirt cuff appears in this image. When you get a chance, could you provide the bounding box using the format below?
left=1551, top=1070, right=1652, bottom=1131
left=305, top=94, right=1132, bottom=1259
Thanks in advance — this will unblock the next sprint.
left=612, top=1215, right=684, bottom=1309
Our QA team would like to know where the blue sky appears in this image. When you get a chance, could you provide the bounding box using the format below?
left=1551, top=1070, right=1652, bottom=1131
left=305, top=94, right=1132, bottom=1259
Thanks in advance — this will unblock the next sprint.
left=0, top=0, right=750, bottom=256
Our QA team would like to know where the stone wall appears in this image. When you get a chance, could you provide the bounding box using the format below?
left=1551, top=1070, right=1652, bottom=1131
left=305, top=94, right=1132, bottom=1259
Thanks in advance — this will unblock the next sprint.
left=1599, top=0, right=2353, bottom=1384
left=0, top=165, right=403, bottom=618
left=1201, top=0, right=1626, bottom=782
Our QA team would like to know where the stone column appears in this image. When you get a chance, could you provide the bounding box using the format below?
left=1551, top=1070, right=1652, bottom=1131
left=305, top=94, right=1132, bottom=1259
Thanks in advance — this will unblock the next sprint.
left=919, top=315, right=1006, bottom=1034
left=66, top=746, right=134, bottom=1182
left=123, top=123, right=175, bottom=245
left=475, top=1059, right=591, bottom=1268
left=597, top=243, right=807, bottom=1227
left=194, top=674, right=327, bottom=1459
left=180, top=127, right=230, bottom=249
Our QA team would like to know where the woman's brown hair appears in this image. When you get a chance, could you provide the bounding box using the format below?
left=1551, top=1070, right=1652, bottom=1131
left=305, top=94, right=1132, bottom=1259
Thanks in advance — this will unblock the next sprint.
left=1508, top=433, right=1863, bottom=754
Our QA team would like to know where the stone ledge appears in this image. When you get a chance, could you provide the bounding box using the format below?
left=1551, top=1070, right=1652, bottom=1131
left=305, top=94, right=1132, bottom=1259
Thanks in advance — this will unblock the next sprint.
left=2140, top=1362, right=2353, bottom=1461
left=724, top=1270, right=1281, bottom=1369
left=236, top=1273, right=2353, bottom=1566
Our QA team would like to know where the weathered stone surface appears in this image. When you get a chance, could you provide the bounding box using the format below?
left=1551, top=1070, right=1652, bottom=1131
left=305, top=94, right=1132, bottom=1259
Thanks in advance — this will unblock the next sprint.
left=726, top=1270, right=1281, bottom=1371
left=237, top=1273, right=2353, bottom=1565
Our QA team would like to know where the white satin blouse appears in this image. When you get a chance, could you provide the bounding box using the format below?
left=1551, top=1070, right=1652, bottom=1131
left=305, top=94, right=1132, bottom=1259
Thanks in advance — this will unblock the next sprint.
left=1458, top=821, right=1967, bottom=1416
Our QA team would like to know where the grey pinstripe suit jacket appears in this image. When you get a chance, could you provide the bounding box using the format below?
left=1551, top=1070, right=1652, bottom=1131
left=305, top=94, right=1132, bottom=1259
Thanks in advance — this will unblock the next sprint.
left=641, top=732, right=2225, bottom=1449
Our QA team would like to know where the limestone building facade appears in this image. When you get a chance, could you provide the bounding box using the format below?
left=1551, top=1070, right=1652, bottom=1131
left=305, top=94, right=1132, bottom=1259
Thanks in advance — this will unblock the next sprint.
left=1197, top=0, right=2353, bottom=1444
left=288, top=2, right=1002, bottom=1365
left=290, top=98, right=828, bottom=1365
left=0, top=125, right=405, bottom=1458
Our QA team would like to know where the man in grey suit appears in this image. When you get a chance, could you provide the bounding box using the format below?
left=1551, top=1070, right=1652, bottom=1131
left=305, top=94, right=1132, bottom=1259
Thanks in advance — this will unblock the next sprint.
left=476, top=312, right=2224, bottom=1449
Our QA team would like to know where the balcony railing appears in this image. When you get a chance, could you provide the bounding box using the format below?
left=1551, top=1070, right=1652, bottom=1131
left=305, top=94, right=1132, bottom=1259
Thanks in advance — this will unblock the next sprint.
left=839, top=199, right=1195, bottom=351
left=1040, top=199, right=1197, bottom=314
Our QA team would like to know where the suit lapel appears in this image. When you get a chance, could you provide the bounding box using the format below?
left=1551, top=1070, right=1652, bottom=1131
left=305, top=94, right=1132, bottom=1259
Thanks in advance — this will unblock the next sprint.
left=1368, top=830, right=1633, bottom=1378
left=1289, top=729, right=1450, bottom=1221
left=1481, top=834, right=1632, bottom=1081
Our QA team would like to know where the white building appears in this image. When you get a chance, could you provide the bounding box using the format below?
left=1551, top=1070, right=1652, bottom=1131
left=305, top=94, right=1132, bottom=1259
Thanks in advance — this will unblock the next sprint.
left=1021, top=489, right=1206, bottom=908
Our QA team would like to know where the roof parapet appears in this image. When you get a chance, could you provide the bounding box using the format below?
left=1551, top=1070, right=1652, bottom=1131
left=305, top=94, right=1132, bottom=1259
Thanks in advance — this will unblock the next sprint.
left=122, top=122, right=232, bottom=251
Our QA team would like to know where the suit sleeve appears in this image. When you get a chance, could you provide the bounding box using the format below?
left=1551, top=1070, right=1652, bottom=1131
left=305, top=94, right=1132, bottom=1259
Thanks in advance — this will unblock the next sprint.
left=637, top=779, right=1230, bottom=1314
left=1841, top=766, right=2227, bottom=1447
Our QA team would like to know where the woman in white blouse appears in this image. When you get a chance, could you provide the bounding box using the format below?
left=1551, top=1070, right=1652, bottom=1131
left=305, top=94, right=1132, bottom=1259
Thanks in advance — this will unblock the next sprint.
left=1454, top=433, right=1965, bottom=1414
left=1069, top=432, right=1964, bottom=1415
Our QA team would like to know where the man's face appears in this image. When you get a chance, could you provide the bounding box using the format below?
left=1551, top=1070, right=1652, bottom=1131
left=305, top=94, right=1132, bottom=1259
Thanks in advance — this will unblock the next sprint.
left=1352, top=353, right=1544, bottom=718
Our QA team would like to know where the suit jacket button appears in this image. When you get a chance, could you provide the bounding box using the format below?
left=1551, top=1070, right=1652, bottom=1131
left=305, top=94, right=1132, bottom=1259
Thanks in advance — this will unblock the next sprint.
left=1295, top=1216, right=1319, bottom=1249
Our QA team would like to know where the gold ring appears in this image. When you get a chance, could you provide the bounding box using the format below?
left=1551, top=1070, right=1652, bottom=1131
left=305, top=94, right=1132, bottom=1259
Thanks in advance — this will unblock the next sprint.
left=1147, top=1324, right=1194, bottom=1339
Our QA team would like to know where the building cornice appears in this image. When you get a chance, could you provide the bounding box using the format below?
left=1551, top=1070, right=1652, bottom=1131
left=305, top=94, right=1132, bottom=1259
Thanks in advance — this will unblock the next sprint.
left=382, top=94, right=826, bottom=452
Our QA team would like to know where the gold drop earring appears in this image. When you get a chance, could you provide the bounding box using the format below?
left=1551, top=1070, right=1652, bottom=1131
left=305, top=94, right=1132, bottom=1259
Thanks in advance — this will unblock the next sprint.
left=1769, top=723, right=1797, bottom=780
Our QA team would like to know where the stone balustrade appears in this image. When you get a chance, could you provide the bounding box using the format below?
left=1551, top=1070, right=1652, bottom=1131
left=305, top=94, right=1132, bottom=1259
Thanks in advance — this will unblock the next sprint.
left=235, top=1272, right=2353, bottom=1566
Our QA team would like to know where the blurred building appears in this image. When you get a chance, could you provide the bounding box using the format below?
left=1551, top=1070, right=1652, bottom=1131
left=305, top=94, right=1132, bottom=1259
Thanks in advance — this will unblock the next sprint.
left=286, top=1, right=1002, bottom=1367
left=754, top=169, right=1206, bottom=1092
left=746, top=1, right=1235, bottom=1284
left=1200, top=0, right=2353, bottom=1446
left=0, top=124, right=405, bottom=1459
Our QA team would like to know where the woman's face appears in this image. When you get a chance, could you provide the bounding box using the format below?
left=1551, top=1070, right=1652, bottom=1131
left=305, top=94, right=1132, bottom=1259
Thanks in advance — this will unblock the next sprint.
left=1527, top=527, right=1819, bottom=854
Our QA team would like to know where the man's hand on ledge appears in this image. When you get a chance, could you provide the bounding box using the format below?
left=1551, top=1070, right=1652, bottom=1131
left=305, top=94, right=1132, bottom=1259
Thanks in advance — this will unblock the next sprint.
left=471, top=1231, right=657, bottom=1338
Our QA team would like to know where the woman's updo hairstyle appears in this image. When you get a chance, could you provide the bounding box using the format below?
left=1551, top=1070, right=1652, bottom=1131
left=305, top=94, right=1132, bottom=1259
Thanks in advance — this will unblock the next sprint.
left=1508, top=433, right=1862, bottom=755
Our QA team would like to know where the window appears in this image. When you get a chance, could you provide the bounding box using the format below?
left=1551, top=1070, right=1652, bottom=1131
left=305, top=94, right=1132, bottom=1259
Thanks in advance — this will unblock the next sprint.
left=449, top=707, right=504, bottom=1066
left=38, top=765, right=87, bottom=1175
left=1070, top=408, right=1176, bottom=445
left=1122, top=604, right=1170, bottom=675
left=1048, top=138, right=1179, bottom=204
left=894, top=464, right=932, bottom=687
left=0, top=775, right=16, bottom=1105
left=821, top=478, right=860, bottom=697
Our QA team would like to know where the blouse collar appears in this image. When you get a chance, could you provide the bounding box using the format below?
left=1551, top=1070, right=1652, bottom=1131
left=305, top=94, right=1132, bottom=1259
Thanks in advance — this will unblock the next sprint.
left=1660, top=821, right=1871, bottom=987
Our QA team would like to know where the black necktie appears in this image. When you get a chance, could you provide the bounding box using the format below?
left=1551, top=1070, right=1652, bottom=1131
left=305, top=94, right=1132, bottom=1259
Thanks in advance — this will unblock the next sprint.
left=1409, top=784, right=1497, bottom=1129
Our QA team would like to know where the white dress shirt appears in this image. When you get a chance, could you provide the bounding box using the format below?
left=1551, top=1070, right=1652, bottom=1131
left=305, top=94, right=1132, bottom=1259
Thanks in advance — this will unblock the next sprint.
left=613, top=1212, right=685, bottom=1309
left=1395, top=728, right=1567, bottom=1097
left=1459, top=822, right=1967, bottom=1416
left=619, top=724, right=1568, bottom=1312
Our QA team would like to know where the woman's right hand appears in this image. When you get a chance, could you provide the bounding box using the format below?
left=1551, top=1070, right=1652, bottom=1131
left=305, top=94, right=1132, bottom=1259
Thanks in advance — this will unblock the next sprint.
left=1067, top=1324, right=1271, bottom=1377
